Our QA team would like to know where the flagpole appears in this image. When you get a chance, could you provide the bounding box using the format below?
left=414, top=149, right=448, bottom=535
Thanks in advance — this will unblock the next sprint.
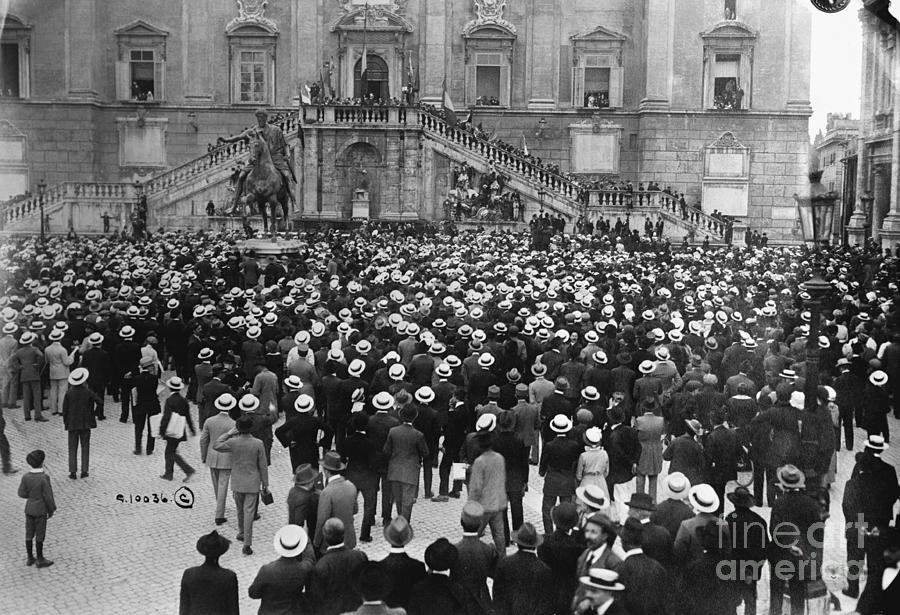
left=361, top=2, right=368, bottom=97
left=296, top=83, right=305, bottom=222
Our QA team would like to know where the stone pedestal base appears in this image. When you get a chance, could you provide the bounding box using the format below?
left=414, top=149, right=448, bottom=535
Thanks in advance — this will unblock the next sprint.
left=237, top=238, right=304, bottom=264
left=846, top=213, right=869, bottom=248
left=732, top=221, right=749, bottom=247
left=879, top=213, right=900, bottom=251
left=352, top=196, right=370, bottom=219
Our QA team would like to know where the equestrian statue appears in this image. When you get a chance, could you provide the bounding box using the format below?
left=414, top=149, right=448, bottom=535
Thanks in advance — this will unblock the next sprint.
left=218, top=108, right=296, bottom=237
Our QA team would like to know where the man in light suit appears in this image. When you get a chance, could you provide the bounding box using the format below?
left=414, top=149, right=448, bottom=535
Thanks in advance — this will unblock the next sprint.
left=213, top=415, right=269, bottom=555
left=314, top=451, right=359, bottom=552
left=201, top=393, right=237, bottom=526
left=384, top=405, right=429, bottom=523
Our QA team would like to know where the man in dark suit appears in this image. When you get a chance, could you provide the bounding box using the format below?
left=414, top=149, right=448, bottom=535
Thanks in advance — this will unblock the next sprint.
left=113, top=326, right=142, bottom=422
left=408, top=538, right=468, bottom=615
left=539, top=414, right=582, bottom=533
left=275, top=394, right=331, bottom=475
left=468, top=353, right=498, bottom=410
left=198, top=365, right=230, bottom=428
left=845, top=435, right=900, bottom=606
left=248, top=524, right=316, bottom=614
left=179, top=530, right=239, bottom=615
left=450, top=502, right=496, bottom=615
left=616, top=518, right=669, bottom=615
left=538, top=502, right=585, bottom=615
left=625, top=492, right=672, bottom=567
left=311, top=518, right=369, bottom=615
left=62, top=368, right=100, bottom=479
left=540, top=378, right=574, bottom=443
left=79, top=332, right=110, bottom=420
left=493, top=522, right=554, bottom=615
left=857, top=526, right=900, bottom=615
left=347, top=562, right=408, bottom=615
left=313, top=451, right=359, bottom=552
left=378, top=516, right=426, bottom=611
left=724, top=486, right=768, bottom=615
left=193, top=348, right=214, bottom=405
left=650, top=472, right=695, bottom=543
left=704, top=409, right=741, bottom=514
left=384, top=404, right=429, bottom=523
left=604, top=407, right=641, bottom=520
left=768, top=465, right=821, bottom=615
left=368, top=392, right=400, bottom=524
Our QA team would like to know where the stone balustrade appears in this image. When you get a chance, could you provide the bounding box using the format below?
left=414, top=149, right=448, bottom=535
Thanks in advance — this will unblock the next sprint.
left=1, top=182, right=139, bottom=229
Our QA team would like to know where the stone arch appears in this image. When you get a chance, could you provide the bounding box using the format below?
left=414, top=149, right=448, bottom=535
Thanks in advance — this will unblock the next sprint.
left=336, top=141, right=383, bottom=218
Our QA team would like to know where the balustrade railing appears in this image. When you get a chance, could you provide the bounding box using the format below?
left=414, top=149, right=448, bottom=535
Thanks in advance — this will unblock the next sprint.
left=143, top=111, right=301, bottom=196
left=417, top=110, right=583, bottom=208
left=1, top=182, right=140, bottom=228
left=586, top=189, right=727, bottom=238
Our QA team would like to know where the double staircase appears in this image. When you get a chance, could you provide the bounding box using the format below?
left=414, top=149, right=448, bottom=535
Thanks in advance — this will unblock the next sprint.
left=1, top=106, right=725, bottom=242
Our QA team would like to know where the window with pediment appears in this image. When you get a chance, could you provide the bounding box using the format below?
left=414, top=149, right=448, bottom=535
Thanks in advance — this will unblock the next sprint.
left=463, top=26, right=515, bottom=107
left=1, top=15, right=32, bottom=99
left=701, top=21, right=757, bottom=110
left=227, top=23, right=278, bottom=105
left=570, top=26, right=626, bottom=110
left=114, top=20, right=169, bottom=102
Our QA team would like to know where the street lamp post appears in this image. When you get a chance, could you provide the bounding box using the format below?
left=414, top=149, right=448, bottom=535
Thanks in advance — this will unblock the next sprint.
left=538, top=188, right=546, bottom=213
left=37, top=179, right=46, bottom=243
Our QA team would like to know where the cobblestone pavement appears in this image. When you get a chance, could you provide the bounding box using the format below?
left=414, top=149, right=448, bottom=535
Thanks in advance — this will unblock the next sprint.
left=1, top=386, right=897, bottom=615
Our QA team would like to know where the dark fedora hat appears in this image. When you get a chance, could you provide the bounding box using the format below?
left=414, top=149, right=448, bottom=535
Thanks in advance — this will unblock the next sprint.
left=321, top=451, right=347, bottom=473
left=353, top=562, right=395, bottom=602
left=293, top=463, right=319, bottom=487
left=383, top=516, right=414, bottom=547
left=424, top=538, right=458, bottom=571
left=626, top=492, right=657, bottom=512
left=512, top=522, right=542, bottom=549
left=196, top=530, right=231, bottom=558
left=726, top=486, right=755, bottom=508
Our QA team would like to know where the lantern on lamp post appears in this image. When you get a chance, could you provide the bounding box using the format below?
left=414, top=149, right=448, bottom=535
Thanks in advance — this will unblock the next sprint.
left=538, top=188, right=546, bottom=213
left=794, top=171, right=838, bottom=247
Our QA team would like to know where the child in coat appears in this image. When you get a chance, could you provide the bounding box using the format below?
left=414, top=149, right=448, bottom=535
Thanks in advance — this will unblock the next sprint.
left=18, top=449, right=57, bottom=567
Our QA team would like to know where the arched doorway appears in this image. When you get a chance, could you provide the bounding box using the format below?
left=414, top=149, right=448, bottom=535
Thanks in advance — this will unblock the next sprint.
left=354, top=54, right=389, bottom=101
left=337, top=141, right=383, bottom=218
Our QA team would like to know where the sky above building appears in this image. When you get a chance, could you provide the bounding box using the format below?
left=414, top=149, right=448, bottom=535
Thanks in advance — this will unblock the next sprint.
left=808, top=0, right=864, bottom=139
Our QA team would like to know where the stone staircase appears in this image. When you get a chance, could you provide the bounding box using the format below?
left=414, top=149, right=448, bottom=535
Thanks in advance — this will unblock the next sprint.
left=1, top=106, right=727, bottom=242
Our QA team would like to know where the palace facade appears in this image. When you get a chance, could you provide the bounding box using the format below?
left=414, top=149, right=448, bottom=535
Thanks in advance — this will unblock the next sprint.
left=1, top=0, right=817, bottom=240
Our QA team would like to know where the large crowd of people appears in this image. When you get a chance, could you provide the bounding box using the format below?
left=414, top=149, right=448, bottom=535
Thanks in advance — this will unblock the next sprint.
left=1, top=225, right=899, bottom=615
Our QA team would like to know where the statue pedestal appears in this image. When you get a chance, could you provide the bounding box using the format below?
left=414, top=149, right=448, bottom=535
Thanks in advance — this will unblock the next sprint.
left=238, top=238, right=304, bottom=266
left=352, top=189, right=370, bottom=219
left=846, top=212, right=868, bottom=247
left=732, top=221, right=748, bottom=247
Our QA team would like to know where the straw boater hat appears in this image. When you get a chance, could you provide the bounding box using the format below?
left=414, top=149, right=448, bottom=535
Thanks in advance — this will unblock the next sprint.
left=294, top=394, right=315, bottom=414
left=68, top=367, right=89, bottom=386
left=865, top=434, right=889, bottom=454
left=776, top=464, right=805, bottom=490
left=665, top=472, right=690, bottom=498
left=214, top=393, right=237, bottom=413
left=166, top=376, right=185, bottom=391
left=688, top=484, right=720, bottom=514
left=272, top=525, right=308, bottom=558
left=581, top=386, right=601, bottom=401
left=372, top=391, right=394, bottom=411
left=580, top=568, right=625, bottom=592
left=870, top=370, right=888, bottom=387
left=583, top=427, right=602, bottom=447
left=575, top=484, right=608, bottom=510
left=239, top=393, right=260, bottom=413
left=475, top=413, right=497, bottom=432
left=549, top=414, right=572, bottom=433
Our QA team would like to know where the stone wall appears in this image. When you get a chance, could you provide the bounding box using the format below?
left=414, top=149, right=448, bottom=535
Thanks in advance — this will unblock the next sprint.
left=637, top=111, right=811, bottom=240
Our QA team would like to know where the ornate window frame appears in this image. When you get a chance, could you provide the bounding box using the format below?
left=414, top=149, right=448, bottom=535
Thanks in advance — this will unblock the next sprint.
left=114, top=20, right=169, bottom=102
left=331, top=6, right=414, bottom=100
left=570, top=25, right=626, bottom=110
left=0, top=14, right=32, bottom=99
left=0, top=120, right=29, bottom=200
left=227, top=23, right=278, bottom=105
left=462, top=25, right=516, bottom=107
left=700, top=20, right=757, bottom=110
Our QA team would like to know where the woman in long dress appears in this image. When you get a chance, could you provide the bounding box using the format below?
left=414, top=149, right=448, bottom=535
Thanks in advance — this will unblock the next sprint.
left=576, top=426, right=610, bottom=500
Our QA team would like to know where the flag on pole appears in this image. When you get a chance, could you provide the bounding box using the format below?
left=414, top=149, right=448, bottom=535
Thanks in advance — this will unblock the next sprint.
left=522, top=134, right=529, bottom=157
left=297, top=86, right=306, bottom=149
left=361, top=3, right=369, bottom=81
left=300, top=84, right=311, bottom=106
left=442, top=76, right=457, bottom=127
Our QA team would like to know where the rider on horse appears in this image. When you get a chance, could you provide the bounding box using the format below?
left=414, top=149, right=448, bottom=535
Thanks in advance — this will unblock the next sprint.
left=219, top=108, right=296, bottom=213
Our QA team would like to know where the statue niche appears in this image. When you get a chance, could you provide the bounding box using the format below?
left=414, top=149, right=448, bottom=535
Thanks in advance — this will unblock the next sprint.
left=338, top=141, right=382, bottom=219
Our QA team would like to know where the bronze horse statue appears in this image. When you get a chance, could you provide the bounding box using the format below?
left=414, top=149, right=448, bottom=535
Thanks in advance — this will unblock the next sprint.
left=243, top=131, right=290, bottom=238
